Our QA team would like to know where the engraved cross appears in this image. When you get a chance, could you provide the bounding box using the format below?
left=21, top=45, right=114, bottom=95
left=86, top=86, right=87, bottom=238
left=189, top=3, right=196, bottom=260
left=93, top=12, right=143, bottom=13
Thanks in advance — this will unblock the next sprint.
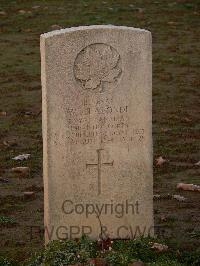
left=86, top=149, right=114, bottom=195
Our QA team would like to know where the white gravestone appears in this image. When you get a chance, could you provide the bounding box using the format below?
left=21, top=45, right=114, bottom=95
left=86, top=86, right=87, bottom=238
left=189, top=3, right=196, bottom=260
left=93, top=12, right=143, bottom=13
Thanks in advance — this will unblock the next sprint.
left=40, top=25, right=153, bottom=241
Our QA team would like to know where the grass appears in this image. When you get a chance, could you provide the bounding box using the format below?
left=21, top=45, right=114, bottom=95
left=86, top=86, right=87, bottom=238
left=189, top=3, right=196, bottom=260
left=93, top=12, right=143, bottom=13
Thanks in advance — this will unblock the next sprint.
left=18, top=236, right=200, bottom=265
left=0, top=216, right=16, bottom=226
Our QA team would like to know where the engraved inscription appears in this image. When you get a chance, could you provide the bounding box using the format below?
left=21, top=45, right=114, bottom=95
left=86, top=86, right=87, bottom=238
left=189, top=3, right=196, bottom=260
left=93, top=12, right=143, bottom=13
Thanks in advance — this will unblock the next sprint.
left=74, top=43, right=122, bottom=92
left=65, top=97, right=145, bottom=145
left=86, top=149, right=114, bottom=195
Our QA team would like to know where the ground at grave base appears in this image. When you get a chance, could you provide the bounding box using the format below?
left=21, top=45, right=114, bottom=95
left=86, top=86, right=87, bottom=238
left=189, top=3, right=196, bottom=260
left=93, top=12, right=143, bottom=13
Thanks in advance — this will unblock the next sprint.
left=0, top=0, right=199, bottom=264
left=1, top=236, right=200, bottom=265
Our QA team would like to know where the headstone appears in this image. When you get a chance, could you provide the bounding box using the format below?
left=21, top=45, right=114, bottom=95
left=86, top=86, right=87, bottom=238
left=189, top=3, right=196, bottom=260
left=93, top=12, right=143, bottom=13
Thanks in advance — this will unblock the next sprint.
left=41, top=25, right=153, bottom=242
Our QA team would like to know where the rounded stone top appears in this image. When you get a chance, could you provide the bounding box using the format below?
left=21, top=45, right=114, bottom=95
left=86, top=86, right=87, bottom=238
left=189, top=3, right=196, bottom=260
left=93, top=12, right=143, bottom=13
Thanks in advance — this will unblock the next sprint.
left=40, top=25, right=151, bottom=39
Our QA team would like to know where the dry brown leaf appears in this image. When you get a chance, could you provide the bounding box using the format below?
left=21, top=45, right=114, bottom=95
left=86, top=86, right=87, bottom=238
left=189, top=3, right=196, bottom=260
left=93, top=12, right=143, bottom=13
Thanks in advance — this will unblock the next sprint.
left=155, top=156, right=167, bottom=166
left=24, top=28, right=32, bottom=32
left=32, top=5, right=40, bottom=9
left=161, top=127, right=170, bottom=132
left=3, top=140, right=17, bottom=147
left=160, top=215, right=167, bottom=222
left=3, top=140, right=10, bottom=147
left=51, top=24, right=62, bottom=30
left=0, top=111, right=7, bottom=116
left=11, top=167, right=30, bottom=177
left=150, top=242, right=168, bottom=252
left=176, top=183, right=200, bottom=192
left=23, top=191, right=35, bottom=200
left=18, top=10, right=26, bottom=14
left=183, top=117, right=192, bottom=122
left=167, top=21, right=176, bottom=25
left=0, top=11, right=7, bottom=15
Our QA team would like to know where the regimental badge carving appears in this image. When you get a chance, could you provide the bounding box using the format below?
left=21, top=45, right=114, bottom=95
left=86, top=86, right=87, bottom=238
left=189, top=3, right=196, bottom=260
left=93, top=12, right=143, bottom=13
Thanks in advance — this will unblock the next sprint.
left=74, top=43, right=122, bottom=92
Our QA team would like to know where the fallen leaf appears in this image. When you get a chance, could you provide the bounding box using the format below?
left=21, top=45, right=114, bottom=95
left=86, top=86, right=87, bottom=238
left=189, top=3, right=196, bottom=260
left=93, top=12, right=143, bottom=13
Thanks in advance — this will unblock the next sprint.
left=137, top=8, right=145, bottom=13
left=24, top=28, right=32, bottom=32
left=3, top=140, right=17, bottom=147
left=23, top=191, right=35, bottom=200
left=177, top=183, right=200, bottom=192
left=160, top=215, right=167, bottom=222
left=32, top=5, right=40, bottom=9
left=50, top=24, right=62, bottom=30
left=173, top=194, right=187, bottom=202
left=0, top=111, right=7, bottom=116
left=11, top=167, right=30, bottom=177
left=12, top=154, right=31, bottom=161
left=155, top=156, right=168, bottom=166
left=167, top=21, right=177, bottom=25
left=18, top=10, right=26, bottom=14
left=194, top=161, right=200, bottom=166
left=150, top=242, right=168, bottom=252
left=182, top=117, right=192, bottom=122
left=161, top=127, right=170, bottom=132
left=0, top=11, right=7, bottom=15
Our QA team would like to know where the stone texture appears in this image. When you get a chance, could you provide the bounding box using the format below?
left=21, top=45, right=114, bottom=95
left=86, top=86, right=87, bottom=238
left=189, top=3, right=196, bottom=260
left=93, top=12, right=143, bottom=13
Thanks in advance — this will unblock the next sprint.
left=41, top=25, right=153, bottom=241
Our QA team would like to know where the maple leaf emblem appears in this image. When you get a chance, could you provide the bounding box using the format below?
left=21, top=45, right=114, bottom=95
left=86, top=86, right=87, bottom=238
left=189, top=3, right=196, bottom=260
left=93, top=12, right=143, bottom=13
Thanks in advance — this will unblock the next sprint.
left=74, top=43, right=121, bottom=92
